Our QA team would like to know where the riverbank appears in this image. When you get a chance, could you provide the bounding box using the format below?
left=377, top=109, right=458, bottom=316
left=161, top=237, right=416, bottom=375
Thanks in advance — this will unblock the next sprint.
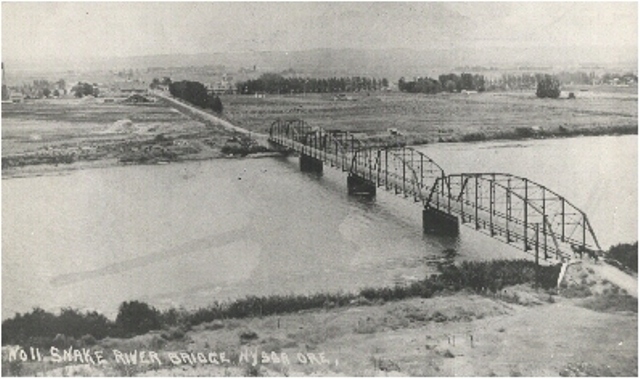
left=3, top=258, right=637, bottom=377
left=2, top=89, right=637, bottom=179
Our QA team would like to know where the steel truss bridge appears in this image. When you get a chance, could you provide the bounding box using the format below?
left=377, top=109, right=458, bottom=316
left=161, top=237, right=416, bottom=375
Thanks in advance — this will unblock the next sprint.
left=268, top=119, right=602, bottom=262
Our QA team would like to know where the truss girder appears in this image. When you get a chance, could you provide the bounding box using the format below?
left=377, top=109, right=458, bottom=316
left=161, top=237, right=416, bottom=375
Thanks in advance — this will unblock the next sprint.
left=349, top=146, right=446, bottom=201
left=268, top=119, right=363, bottom=170
left=268, top=120, right=602, bottom=262
left=427, top=173, right=602, bottom=260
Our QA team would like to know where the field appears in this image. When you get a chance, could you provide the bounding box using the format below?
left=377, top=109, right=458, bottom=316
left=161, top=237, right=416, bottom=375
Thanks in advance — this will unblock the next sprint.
left=221, top=87, right=638, bottom=144
left=2, top=86, right=637, bottom=177
left=1, top=98, right=239, bottom=177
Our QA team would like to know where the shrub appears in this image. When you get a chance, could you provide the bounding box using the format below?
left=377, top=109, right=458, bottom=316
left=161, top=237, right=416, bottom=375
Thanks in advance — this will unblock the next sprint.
left=461, top=132, right=487, bottom=142
left=607, top=242, right=637, bottom=272
left=115, top=301, right=161, bottom=337
left=536, top=75, right=561, bottom=98
left=211, top=96, right=223, bottom=113
left=239, top=330, right=259, bottom=344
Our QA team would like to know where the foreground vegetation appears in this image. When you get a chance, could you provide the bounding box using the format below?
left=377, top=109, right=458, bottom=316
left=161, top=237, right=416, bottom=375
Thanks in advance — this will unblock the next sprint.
left=2, top=256, right=636, bottom=377
left=2, top=259, right=560, bottom=348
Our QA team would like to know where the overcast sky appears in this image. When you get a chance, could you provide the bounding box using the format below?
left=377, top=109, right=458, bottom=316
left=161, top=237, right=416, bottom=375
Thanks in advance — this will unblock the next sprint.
left=2, top=2, right=637, bottom=65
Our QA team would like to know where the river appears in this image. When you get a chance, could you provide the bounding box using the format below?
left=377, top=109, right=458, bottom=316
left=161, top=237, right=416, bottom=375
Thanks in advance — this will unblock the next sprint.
left=2, top=135, right=636, bottom=319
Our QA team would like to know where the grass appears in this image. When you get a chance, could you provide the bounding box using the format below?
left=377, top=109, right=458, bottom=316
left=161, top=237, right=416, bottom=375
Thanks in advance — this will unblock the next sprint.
left=579, top=293, right=638, bottom=313
left=220, top=90, right=637, bottom=143
left=2, top=259, right=560, bottom=348
left=3, top=89, right=636, bottom=172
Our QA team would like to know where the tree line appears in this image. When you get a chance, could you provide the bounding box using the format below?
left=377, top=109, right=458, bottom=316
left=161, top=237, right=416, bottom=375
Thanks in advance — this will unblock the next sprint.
left=169, top=80, right=223, bottom=113
left=236, top=73, right=389, bottom=95
left=399, top=73, right=487, bottom=94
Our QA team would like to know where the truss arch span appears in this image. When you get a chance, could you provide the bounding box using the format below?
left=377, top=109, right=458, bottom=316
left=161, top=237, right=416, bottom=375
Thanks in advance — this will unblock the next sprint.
left=350, top=146, right=447, bottom=202
left=427, top=173, right=601, bottom=260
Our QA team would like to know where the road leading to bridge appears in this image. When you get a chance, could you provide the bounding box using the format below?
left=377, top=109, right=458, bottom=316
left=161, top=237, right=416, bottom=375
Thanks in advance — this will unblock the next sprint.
left=152, top=91, right=270, bottom=146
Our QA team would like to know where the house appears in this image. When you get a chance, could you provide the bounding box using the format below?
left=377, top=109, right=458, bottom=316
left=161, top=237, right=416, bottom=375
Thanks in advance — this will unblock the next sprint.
left=333, top=93, right=355, bottom=101
left=123, top=94, right=152, bottom=103
left=211, top=75, right=236, bottom=95
left=10, top=92, right=24, bottom=103
left=116, top=82, right=148, bottom=97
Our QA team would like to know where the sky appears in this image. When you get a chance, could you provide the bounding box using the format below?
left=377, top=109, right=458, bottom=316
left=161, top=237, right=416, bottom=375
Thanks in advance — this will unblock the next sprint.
left=1, top=2, right=637, bottom=66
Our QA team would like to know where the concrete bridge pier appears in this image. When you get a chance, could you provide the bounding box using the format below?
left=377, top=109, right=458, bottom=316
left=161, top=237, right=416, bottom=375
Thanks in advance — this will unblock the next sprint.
left=300, top=154, right=323, bottom=173
left=347, top=174, right=376, bottom=197
left=423, top=206, right=459, bottom=235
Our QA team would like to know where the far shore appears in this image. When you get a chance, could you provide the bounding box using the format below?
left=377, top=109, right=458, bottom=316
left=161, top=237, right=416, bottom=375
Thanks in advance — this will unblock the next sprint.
left=2, top=124, right=636, bottom=180
left=2, top=89, right=637, bottom=179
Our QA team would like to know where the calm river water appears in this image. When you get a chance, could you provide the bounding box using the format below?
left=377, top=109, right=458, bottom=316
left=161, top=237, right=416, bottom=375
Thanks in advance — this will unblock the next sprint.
left=2, top=135, right=636, bottom=318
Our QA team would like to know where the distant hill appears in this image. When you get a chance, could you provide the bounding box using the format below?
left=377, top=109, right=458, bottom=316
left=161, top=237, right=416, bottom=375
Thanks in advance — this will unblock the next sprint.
left=5, top=46, right=637, bottom=80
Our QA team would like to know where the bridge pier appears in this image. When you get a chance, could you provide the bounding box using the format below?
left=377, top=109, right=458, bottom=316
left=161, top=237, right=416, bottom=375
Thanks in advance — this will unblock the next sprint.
left=423, top=206, right=459, bottom=235
left=299, top=154, right=323, bottom=173
left=347, top=174, right=376, bottom=197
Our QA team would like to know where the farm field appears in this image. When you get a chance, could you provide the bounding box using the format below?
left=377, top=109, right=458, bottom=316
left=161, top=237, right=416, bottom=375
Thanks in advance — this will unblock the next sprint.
left=221, top=87, right=638, bottom=144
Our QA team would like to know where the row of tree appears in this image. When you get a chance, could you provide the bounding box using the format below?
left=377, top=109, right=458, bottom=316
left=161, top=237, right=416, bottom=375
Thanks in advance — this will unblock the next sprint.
left=397, top=72, right=562, bottom=99
left=399, top=73, right=487, bottom=94
left=485, top=71, right=637, bottom=91
left=236, top=74, right=390, bottom=95
left=169, top=80, right=223, bottom=113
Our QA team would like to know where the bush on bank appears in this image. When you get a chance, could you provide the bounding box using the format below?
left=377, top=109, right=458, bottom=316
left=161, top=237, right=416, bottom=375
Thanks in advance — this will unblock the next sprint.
left=606, top=242, right=638, bottom=272
left=2, top=259, right=560, bottom=347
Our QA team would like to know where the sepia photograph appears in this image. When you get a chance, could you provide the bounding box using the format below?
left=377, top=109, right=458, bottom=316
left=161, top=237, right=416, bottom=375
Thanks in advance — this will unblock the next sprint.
left=1, top=1, right=637, bottom=376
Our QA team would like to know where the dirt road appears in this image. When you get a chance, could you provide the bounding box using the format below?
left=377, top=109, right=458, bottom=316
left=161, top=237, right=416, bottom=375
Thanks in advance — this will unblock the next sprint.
left=152, top=91, right=270, bottom=146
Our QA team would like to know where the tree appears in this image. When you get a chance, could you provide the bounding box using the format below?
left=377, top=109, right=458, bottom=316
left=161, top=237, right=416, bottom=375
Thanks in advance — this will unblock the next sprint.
left=211, top=95, right=223, bottom=113
left=72, top=82, right=96, bottom=98
left=115, top=301, right=161, bottom=336
left=150, top=77, right=160, bottom=89
left=42, top=88, right=51, bottom=98
left=536, top=75, right=561, bottom=98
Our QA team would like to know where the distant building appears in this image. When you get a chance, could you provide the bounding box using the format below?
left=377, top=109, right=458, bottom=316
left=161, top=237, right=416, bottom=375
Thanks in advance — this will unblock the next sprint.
left=116, top=82, right=148, bottom=96
left=210, top=74, right=236, bottom=95
left=10, top=92, right=24, bottom=103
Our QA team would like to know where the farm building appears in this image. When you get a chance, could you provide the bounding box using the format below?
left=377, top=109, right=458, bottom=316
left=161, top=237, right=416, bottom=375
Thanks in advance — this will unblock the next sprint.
left=9, top=92, right=24, bottom=103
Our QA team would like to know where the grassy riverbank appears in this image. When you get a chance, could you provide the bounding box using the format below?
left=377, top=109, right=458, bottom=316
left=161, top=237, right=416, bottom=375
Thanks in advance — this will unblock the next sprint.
left=1, top=260, right=560, bottom=347
left=2, top=258, right=637, bottom=377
